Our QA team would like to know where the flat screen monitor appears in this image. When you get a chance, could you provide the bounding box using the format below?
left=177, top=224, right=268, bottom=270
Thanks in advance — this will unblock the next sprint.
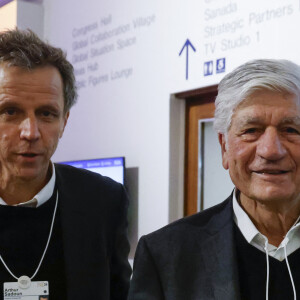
left=59, top=157, right=125, bottom=184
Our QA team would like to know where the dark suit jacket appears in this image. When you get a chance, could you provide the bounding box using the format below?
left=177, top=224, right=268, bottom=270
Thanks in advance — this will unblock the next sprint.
left=54, top=163, right=131, bottom=300
left=129, top=195, right=240, bottom=300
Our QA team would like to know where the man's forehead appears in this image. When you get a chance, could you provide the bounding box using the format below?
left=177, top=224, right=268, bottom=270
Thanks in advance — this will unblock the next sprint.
left=239, top=90, right=299, bottom=105
left=229, top=91, right=300, bottom=126
left=0, top=64, right=63, bottom=93
left=0, top=63, right=61, bottom=79
left=0, top=62, right=26, bottom=78
left=235, top=115, right=300, bottom=126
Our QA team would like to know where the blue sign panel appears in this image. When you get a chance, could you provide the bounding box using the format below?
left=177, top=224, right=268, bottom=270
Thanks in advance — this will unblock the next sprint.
left=59, top=157, right=125, bottom=184
left=216, top=58, right=226, bottom=74
left=204, top=61, right=213, bottom=76
left=61, top=157, right=124, bottom=169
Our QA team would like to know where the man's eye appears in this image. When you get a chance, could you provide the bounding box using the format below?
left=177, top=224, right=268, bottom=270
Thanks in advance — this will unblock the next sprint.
left=5, top=108, right=16, bottom=116
left=243, top=128, right=257, bottom=134
left=41, top=110, right=57, bottom=118
left=42, top=111, right=51, bottom=117
left=284, top=127, right=300, bottom=134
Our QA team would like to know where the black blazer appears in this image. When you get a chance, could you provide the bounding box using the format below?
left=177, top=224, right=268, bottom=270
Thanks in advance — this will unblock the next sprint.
left=55, top=163, right=131, bottom=300
left=129, top=195, right=240, bottom=300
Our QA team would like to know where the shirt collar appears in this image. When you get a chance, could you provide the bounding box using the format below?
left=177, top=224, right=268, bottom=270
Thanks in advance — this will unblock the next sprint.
left=233, top=188, right=300, bottom=260
left=0, top=162, right=56, bottom=208
left=232, top=189, right=261, bottom=244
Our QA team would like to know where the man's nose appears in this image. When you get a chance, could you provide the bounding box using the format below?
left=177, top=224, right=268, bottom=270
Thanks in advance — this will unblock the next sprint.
left=19, top=116, right=41, bottom=141
left=256, top=127, right=287, bottom=160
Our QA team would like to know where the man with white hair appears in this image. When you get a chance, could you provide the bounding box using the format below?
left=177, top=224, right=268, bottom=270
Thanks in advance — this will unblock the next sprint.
left=129, top=59, right=300, bottom=299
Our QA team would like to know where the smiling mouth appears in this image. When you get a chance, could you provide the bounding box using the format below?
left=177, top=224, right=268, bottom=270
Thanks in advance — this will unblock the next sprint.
left=254, top=170, right=289, bottom=175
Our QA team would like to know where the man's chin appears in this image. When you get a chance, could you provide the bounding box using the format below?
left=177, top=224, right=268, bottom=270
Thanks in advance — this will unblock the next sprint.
left=17, top=169, right=48, bottom=182
left=246, top=186, right=297, bottom=204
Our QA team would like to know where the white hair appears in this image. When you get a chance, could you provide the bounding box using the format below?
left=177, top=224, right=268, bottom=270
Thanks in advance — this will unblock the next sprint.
left=213, top=59, right=300, bottom=135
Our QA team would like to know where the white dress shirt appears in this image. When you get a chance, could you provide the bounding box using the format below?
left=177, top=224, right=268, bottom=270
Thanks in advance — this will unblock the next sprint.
left=0, top=163, right=56, bottom=208
left=233, top=190, right=300, bottom=261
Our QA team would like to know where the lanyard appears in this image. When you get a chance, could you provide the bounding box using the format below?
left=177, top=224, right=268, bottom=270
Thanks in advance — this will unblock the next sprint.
left=0, top=191, right=58, bottom=289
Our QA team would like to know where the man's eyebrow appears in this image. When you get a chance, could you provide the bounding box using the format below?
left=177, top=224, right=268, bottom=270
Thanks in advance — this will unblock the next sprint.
left=280, top=117, right=300, bottom=125
left=0, top=99, right=21, bottom=107
left=234, top=117, right=265, bottom=127
left=38, top=104, right=60, bottom=110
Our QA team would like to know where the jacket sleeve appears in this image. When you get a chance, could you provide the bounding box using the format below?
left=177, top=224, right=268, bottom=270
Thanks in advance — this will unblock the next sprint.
left=110, top=185, right=132, bottom=300
left=128, top=236, right=164, bottom=300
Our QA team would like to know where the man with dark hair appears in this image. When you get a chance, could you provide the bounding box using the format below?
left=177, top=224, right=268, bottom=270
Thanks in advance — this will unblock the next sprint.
left=0, top=29, right=131, bottom=300
left=129, top=59, right=300, bottom=299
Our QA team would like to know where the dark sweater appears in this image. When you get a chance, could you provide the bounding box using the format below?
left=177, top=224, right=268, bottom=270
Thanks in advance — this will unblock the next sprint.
left=0, top=189, right=67, bottom=299
left=234, top=223, right=300, bottom=299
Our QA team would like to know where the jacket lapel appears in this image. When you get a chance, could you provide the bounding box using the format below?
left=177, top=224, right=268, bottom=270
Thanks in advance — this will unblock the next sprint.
left=199, top=197, right=241, bottom=300
left=55, top=167, right=105, bottom=300
left=58, top=185, right=92, bottom=299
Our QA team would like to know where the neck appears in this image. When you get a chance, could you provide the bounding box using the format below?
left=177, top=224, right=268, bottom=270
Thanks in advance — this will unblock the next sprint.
left=239, top=193, right=300, bottom=247
left=0, top=169, right=51, bottom=205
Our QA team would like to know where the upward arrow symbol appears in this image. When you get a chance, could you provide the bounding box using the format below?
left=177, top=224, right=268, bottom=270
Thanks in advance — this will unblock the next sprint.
left=179, top=39, right=196, bottom=80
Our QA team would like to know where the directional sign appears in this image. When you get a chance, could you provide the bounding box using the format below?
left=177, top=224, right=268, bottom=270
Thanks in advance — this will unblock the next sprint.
left=0, top=0, right=13, bottom=8
left=216, top=58, right=226, bottom=74
left=179, top=39, right=196, bottom=80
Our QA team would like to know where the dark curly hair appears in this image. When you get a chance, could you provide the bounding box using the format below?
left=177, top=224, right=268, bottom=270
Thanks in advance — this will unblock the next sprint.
left=0, top=29, right=77, bottom=112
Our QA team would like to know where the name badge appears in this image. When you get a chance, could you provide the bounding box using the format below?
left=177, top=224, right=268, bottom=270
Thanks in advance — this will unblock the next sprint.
left=4, top=281, right=49, bottom=300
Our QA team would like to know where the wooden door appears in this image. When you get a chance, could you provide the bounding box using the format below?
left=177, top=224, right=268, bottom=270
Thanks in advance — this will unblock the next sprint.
left=176, top=85, right=217, bottom=216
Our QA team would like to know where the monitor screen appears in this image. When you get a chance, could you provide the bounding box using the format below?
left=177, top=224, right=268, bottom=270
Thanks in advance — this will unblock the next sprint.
left=59, top=157, right=125, bottom=184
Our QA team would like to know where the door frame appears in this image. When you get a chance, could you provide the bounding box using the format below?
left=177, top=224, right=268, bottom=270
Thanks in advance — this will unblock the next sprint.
left=175, top=85, right=218, bottom=216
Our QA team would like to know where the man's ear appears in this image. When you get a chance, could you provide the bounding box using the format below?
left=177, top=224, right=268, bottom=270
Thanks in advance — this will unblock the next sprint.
left=218, top=133, right=229, bottom=170
left=59, top=111, right=69, bottom=138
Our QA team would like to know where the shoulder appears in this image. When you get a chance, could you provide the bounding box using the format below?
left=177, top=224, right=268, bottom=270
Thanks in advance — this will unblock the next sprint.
left=141, top=195, right=233, bottom=249
left=54, top=163, right=123, bottom=192
left=54, top=163, right=127, bottom=211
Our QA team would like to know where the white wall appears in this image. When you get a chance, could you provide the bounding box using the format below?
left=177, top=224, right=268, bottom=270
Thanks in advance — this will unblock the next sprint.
left=20, top=0, right=300, bottom=254
left=44, top=1, right=173, bottom=243
left=0, top=0, right=17, bottom=30
left=17, top=0, right=44, bottom=37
